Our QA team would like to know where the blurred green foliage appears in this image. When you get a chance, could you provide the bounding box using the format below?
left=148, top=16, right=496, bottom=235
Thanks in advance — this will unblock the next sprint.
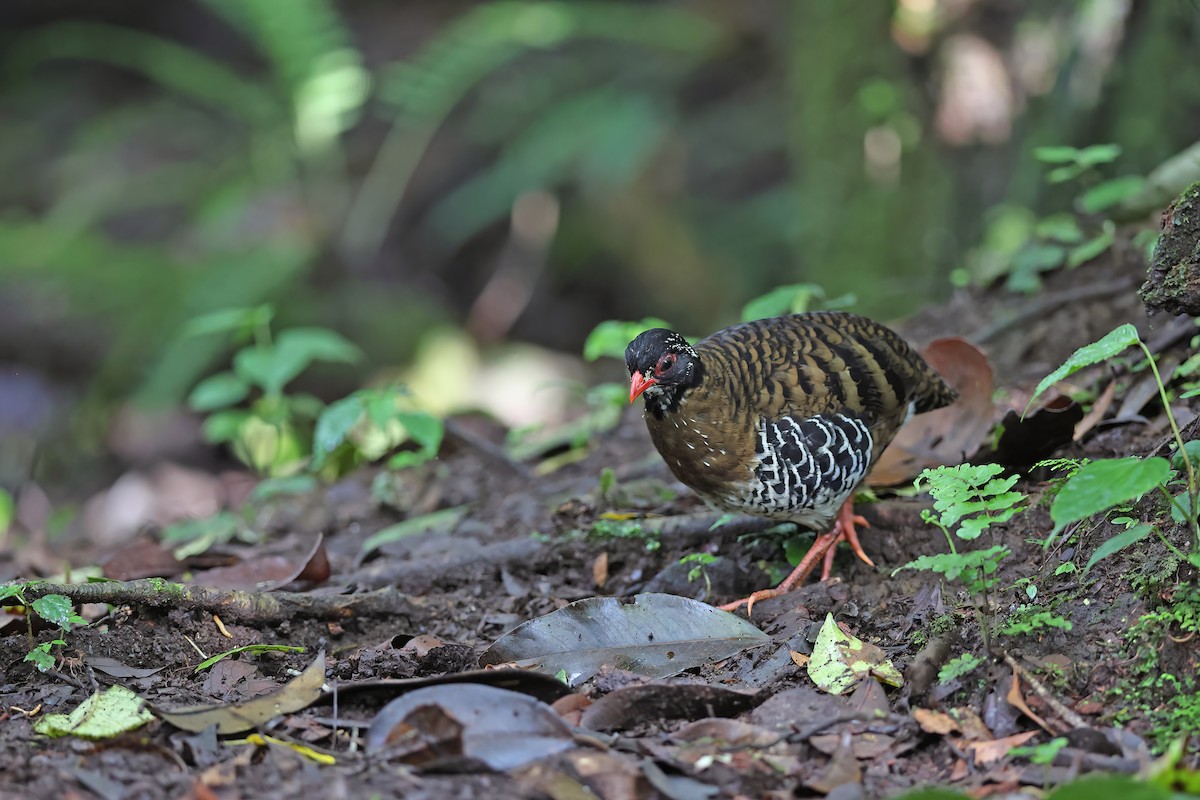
left=1, top=0, right=1198, bottom=477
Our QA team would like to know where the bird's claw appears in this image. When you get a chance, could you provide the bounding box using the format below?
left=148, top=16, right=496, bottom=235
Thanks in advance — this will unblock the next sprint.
left=717, top=587, right=782, bottom=617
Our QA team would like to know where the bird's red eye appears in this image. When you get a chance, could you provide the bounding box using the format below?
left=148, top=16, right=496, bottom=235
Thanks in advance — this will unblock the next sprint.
left=655, top=353, right=676, bottom=376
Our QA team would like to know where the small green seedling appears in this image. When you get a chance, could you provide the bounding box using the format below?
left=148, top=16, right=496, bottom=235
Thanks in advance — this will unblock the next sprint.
left=896, top=463, right=1026, bottom=648
left=185, top=305, right=442, bottom=477
left=999, top=605, right=1072, bottom=637
left=587, top=518, right=660, bottom=552
left=0, top=584, right=87, bottom=672
left=1027, top=324, right=1200, bottom=570
left=680, top=552, right=719, bottom=595
left=937, top=653, right=984, bottom=684
left=194, top=644, right=307, bottom=673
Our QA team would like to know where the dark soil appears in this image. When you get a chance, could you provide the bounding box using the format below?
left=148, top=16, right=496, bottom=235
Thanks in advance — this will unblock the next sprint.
left=2, top=242, right=1198, bottom=799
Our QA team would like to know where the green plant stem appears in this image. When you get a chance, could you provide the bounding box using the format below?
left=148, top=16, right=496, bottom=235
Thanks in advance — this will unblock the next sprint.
left=1139, top=340, right=1200, bottom=550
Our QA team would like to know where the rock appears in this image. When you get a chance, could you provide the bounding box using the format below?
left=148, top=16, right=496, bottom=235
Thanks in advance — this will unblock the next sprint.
left=1140, top=181, right=1200, bottom=316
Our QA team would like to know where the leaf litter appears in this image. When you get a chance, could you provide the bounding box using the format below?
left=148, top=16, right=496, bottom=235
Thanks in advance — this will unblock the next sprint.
left=3, top=252, right=1195, bottom=798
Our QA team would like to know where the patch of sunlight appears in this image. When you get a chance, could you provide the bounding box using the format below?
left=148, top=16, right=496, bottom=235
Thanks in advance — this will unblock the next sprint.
left=401, top=328, right=587, bottom=429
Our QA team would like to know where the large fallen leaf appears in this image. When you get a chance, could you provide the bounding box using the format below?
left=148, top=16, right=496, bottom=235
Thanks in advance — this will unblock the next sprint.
left=578, top=683, right=758, bottom=732
left=365, top=683, right=573, bottom=770
left=188, top=534, right=330, bottom=591
left=992, top=394, right=1083, bottom=467
left=869, top=338, right=994, bottom=486
left=34, top=685, right=154, bottom=739
left=479, top=593, right=770, bottom=686
left=322, top=668, right=573, bottom=708
left=158, top=651, right=325, bottom=734
left=808, top=614, right=902, bottom=695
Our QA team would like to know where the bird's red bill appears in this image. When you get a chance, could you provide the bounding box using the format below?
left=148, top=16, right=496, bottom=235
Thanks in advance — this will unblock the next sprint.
left=629, top=371, right=657, bottom=403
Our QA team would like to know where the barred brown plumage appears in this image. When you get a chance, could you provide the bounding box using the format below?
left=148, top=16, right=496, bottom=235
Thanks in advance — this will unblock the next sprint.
left=625, top=311, right=957, bottom=614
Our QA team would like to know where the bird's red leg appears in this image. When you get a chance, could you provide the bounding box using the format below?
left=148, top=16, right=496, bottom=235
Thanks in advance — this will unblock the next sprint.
left=819, top=500, right=874, bottom=580
left=718, top=499, right=874, bottom=616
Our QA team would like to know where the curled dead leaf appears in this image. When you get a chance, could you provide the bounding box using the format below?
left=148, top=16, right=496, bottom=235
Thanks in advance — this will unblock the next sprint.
left=869, top=337, right=995, bottom=486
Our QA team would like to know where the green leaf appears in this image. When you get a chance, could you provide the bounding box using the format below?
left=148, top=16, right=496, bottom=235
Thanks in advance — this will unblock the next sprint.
left=275, top=327, right=363, bottom=365
left=1046, top=775, right=1174, bottom=800
left=1051, top=458, right=1171, bottom=533
left=1005, top=244, right=1065, bottom=292
left=161, top=511, right=241, bottom=544
left=33, top=684, right=154, bottom=739
left=1026, top=324, right=1140, bottom=416
left=1078, top=176, right=1145, bottom=213
left=361, top=505, right=469, bottom=553
left=937, top=653, right=984, bottom=684
left=0, top=488, right=13, bottom=532
left=1066, top=226, right=1115, bottom=269
left=1170, top=439, right=1200, bottom=471
left=201, top=410, right=250, bottom=444
left=1084, top=523, right=1154, bottom=573
left=894, top=546, right=1009, bottom=584
left=1075, top=143, right=1122, bottom=167
left=31, top=594, right=84, bottom=629
left=188, top=372, right=250, bottom=412
left=1047, top=163, right=1088, bottom=184
left=389, top=411, right=444, bottom=469
left=741, top=283, right=853, bottom=321
left=250, top=475, right=319, bottom=502
left=1034, top=213, right=1083, bottom=243
left=311, top=394, right=366, bottom=469
left=194, top=644, right=306, bottom=673
left=1033, top=146, right=1082, bottom=164
left=25, top=641, right=57, bottom=672
left=808, top=613, right=903, bottom=695
left=179, top=305, right=273, bottom=339
left=583, top=318, right=673, bottom=361
left=234, top=328, right=362, bottom=395
left=233, top=346, right=294, bottom=396
left=0, top=583, right=24, bottom=603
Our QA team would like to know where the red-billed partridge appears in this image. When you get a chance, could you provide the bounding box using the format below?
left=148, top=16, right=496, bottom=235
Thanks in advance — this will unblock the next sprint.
left=625, top=311, right=957, bottom=613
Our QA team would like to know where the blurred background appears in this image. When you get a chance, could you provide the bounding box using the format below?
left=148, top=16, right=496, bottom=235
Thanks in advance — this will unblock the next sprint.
left=1, top=0, right=1198, bottom=541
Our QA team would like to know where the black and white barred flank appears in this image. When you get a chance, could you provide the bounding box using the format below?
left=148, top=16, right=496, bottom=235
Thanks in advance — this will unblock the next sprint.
left=744, top=413, right=873, bottom=524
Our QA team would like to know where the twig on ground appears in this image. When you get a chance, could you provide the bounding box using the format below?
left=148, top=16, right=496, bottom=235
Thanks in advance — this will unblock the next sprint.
left=1003, top=652, right=1088, bottom=730
left=14, top=580, right=417, bottom=625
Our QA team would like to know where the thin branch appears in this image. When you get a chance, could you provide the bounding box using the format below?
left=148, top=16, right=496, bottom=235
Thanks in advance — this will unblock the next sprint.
left=13, top=579, right=418, bottom=625
left=1002, top=652, right=1088, bottom=730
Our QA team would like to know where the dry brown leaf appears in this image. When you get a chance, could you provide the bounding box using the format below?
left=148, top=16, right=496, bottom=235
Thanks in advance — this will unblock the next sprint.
left=967, top=730, right=1038, bottom=765
left=810, top=732, right=895, bottom=759
left=805, top=732, right=864, bottom=794
left=592, top=551, right=608, bottom=588
left=912, top=707, right=960, bottom=735
left=398, top=634, right=445, bottom=659
left=790, top=650, right=811, bottom=668
left=992, top=394, right=1083, bottom=467
left=869, top=337, right=995, bottom=486
left=1074, top=379, right=1117, bottom=440
left=1006, top=664, right=1053, bottom=733
left=189, top=534, right=329, bottom=591
left=949, top=707, right=992, bottom=741
left=159, top=651, right=326, bottom=734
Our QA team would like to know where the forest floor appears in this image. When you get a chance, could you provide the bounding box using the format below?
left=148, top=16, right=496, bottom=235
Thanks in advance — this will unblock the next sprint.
left=2, top=239, right=1198, bottom=799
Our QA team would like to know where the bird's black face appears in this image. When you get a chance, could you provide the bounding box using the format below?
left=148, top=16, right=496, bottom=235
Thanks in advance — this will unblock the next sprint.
left=625, top=328, right=700, bottom=416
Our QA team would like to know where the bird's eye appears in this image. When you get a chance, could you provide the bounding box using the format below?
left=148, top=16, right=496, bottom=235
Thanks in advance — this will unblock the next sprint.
left=655, top=353, right=676, bottom=376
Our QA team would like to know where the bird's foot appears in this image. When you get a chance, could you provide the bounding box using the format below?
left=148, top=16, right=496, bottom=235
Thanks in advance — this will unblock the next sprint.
left=719, top=503, right=876, bottom=616
left=819, top=506, right=873, bottom=580
left=718, top=528, right=842, bottom=617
